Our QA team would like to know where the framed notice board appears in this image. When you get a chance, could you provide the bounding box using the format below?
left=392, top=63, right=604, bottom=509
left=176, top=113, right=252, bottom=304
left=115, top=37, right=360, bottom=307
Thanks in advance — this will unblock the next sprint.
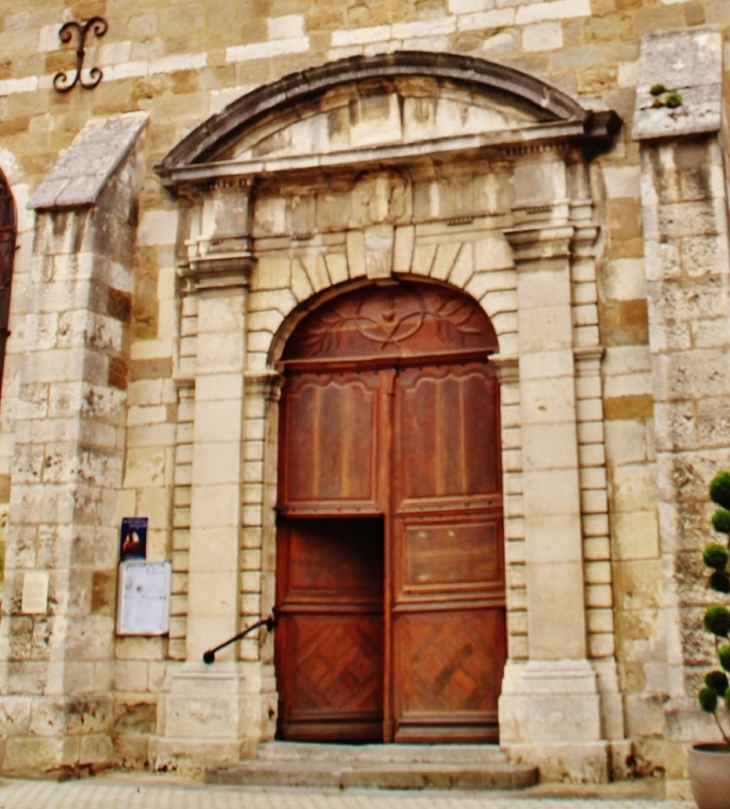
left=116, top=561, right=171, bottom=636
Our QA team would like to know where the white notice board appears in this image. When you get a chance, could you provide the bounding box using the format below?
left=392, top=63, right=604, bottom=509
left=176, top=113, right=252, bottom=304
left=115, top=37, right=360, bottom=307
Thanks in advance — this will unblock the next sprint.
left=117, top=561, right=171, bottom=636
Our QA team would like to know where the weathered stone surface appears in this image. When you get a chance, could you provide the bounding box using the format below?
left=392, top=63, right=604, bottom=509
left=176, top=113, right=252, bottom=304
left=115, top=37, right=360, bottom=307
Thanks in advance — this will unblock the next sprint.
left=633, top=28, right=722, bottom=141
left=28, top=114, right=148, bottom=210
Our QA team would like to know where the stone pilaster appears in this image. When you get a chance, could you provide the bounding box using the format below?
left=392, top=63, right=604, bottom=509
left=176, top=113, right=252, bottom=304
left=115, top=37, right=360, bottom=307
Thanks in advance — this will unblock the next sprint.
left=156, top=180, right=270, bottom=767
left=499, top=160, right=610, bottom=782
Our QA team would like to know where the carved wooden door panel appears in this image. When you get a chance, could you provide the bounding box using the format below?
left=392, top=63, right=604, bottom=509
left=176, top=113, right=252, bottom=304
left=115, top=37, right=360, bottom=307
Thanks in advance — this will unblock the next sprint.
left=276, top=516, right=385, bottom=741
left=275, top=367, right=389, bottom=741
left=391, top=360, right=505, bottom=742
left=275, top=282, right=505, bottom=744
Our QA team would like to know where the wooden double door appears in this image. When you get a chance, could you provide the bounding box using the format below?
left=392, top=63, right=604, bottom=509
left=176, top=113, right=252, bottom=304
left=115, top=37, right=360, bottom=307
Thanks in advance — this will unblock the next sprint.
left=274, top=283, right=506, bottom=744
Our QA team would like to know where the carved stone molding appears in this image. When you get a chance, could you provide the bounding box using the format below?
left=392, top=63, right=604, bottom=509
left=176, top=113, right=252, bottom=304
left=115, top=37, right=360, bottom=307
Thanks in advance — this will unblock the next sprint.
left=174, top=377, right=196, bottom=395
left=570, top=220, right=599, bottom=259
left=244, top=371, right=284, bottom=403
left=178, top=251, right=256, bottom=295
left=573, top=346, right=604, bottom=376
left=504, top=223, right=575, bottom=265
left=491, top=354, right=519, bottom=384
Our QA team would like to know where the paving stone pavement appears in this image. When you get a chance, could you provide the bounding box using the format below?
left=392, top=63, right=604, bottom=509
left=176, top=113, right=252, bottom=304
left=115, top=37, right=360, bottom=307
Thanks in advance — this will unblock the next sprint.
left=0, top=778, right=695, bottom=809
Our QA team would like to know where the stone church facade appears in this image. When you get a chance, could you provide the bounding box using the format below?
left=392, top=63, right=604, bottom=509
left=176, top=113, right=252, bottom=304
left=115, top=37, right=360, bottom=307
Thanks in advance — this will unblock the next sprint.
left=0, top=0, right=728, bottom=795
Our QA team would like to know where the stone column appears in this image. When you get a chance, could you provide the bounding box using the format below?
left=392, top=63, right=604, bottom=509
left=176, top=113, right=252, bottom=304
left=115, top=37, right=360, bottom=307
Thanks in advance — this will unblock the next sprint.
left=0, top=114, right=147, bottom=772
left=157, top=180, right=264, bottom=767
left=632, top=28, right=730, bottom=797
left=499, top=157, right=608, bottom=782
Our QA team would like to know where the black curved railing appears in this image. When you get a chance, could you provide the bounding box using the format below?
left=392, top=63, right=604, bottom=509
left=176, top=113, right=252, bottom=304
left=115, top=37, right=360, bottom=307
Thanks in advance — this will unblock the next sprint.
left=202, top=614, right=277, bottom=664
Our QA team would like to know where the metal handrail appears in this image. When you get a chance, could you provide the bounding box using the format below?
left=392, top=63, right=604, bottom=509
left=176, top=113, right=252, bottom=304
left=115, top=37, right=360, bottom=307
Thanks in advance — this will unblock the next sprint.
left=202, top=614, right=277, bottom=664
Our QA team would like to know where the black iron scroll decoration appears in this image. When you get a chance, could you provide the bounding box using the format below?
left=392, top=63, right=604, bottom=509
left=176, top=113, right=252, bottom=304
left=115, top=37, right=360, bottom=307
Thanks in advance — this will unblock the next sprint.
left=53, top=17, right=108, bottom=93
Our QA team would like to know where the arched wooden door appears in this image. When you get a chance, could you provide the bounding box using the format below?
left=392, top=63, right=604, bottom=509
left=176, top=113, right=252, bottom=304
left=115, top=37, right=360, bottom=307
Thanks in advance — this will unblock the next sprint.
left=274, top=282, right=506, bottom=744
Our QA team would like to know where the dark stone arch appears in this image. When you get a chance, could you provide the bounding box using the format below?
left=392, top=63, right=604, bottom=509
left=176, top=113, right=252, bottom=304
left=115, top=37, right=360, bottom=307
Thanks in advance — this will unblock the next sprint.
left=158, top=51, right=618, bottom=177
left=0, top=171, right=16, bottom=395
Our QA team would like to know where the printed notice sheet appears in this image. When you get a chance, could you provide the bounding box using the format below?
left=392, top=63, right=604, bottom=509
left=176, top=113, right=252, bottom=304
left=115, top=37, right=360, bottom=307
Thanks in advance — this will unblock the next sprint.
left=117, top=561, right=171, bottom=636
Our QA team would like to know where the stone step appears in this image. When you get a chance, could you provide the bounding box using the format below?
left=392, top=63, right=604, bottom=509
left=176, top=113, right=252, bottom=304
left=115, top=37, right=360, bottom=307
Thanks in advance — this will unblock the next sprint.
left=256, top=741, right=509, bottom=765
left=206, top=756, right=539, bottom=791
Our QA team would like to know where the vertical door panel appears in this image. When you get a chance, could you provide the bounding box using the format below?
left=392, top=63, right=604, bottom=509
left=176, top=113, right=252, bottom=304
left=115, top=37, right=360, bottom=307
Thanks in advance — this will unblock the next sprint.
left=276, top=517, right=384, bottom=742
left=398, top=364, right=501, bottom=503
left=391, top=361, right=506, bottom=743
left=392, top=608, right=506, bottom=742
left=279, top=371, right=381, bottom=515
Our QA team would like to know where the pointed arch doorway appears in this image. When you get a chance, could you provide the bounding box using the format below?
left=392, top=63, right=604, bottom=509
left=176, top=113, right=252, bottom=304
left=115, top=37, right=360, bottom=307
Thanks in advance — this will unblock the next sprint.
left=274, top=281, right=506, bottom=744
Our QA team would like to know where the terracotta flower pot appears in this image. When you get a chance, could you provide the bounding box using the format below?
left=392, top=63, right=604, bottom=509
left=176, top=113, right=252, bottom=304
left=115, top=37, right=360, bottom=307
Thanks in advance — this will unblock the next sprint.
left=688, top=743, right=730, bottom=809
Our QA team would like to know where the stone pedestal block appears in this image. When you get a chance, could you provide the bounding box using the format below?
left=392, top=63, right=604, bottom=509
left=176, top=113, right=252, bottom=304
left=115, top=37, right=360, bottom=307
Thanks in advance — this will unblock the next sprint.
left=156, top=662, right=277, bottom=768
left=499, top=659, right=611, bottom=781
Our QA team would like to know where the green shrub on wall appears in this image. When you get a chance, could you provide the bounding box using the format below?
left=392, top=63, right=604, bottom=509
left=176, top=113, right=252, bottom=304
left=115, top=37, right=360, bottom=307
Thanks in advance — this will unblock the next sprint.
left=698, top=471, right=730, bottom=745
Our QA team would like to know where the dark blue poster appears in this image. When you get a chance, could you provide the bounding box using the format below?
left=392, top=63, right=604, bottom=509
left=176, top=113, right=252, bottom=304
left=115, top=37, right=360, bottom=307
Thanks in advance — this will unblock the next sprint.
left=119, top=517, right=148, bottom=561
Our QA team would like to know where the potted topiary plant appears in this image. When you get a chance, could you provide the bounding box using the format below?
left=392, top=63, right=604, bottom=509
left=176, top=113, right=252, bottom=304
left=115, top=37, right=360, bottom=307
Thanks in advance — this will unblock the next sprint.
left=688, top=470, right=730, bottom=809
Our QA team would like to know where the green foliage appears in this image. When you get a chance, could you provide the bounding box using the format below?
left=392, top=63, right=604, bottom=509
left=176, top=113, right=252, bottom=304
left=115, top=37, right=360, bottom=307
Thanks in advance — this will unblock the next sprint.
left=705, top=671, right=729, bottom=694
left=719, top=644, right=730, bottom=673
left=650, top=83, right=668, bottom=96
left=664, top=91, right=683, bottom=109
left=698, top=472, right=730, bottom=744
left=710, top=571, right=730, bottom=594
left=700, top=686, right=719, bottom=713
left=710, top=472, right=730, bottom=511
left=712, top=509, right=730, bottom=535
left=705, top=606, right=730, bottom=638
left=704, top=543, right=729, bottom=571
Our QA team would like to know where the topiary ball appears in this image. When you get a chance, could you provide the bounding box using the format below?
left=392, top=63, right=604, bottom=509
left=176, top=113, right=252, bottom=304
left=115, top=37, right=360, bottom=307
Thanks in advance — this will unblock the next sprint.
left=709, top=570, right=730, bottom=594
left=704, top=605, right=730, bottom=637
left=710, top=472, right=730, bottom=511
left=699, top=686, right=718, bottom=713
left=704, top=543, right=729, bottom=571
left=712, top=509, right=730, bottom=535
left=719, top=644, right=730, bottom=672
left=705, top=670, right=729, bottom=694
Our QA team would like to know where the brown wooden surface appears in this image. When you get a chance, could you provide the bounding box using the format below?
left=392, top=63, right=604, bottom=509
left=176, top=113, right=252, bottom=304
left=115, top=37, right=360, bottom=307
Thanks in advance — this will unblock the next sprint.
left=0, top=173, right=15, bottom=395
left=276, top=518, right=384, bottom=741
left=275, top=282, right=505, bottom=744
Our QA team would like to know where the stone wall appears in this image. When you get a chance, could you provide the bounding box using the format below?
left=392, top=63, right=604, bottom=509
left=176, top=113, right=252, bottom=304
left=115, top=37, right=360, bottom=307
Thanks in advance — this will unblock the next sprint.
left=0, top=114, right=146, bottom=772
left=0, top=0, right=727, bottom=787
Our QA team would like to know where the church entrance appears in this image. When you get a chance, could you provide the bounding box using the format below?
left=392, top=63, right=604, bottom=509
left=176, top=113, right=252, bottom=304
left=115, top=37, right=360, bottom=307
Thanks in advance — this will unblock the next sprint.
left=274, top=281, right=506, bottom=743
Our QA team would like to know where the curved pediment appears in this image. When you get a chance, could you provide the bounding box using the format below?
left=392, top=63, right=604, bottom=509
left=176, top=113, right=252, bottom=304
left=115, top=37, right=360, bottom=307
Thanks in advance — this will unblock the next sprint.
left=158, top=52, right=618, bottom=185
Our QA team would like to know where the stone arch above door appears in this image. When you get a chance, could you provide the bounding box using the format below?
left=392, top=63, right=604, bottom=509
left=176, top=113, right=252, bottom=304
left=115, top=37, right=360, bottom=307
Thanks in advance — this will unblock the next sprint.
left=162, top=50, right=621, bottom=370
left=157, top=51, right=618, bottom=178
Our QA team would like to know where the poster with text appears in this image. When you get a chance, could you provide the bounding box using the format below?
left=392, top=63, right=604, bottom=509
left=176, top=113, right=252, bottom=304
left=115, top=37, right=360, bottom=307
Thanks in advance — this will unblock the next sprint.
left=119, top=517, right=148, bottom=561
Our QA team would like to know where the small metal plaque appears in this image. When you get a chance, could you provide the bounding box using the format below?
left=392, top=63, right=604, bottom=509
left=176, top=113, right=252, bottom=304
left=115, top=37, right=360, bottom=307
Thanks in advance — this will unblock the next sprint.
left=21, top=572, right=49, bottom=614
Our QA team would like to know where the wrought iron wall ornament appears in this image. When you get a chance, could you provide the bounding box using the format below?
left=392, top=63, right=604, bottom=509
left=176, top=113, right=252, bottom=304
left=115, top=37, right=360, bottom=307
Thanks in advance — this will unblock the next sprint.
left=53, top=16, right=108, bottom=93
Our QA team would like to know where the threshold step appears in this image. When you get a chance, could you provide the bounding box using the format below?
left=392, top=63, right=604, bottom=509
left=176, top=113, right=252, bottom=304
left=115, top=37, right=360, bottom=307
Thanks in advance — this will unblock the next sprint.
left=206, top=761, right=539, bottom=791
left=256, top=741, right=509, bottom=765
